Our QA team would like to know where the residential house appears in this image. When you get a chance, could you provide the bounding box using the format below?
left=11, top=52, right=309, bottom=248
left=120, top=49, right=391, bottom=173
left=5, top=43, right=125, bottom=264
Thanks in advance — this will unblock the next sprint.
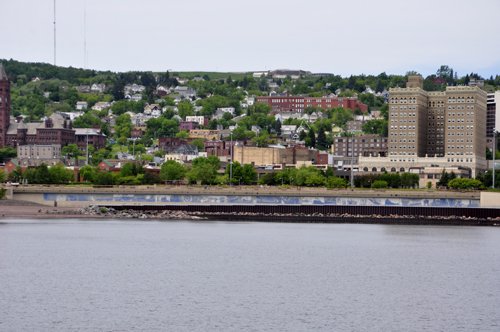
left=179, top=121, right=200, bottom=131
left=131, top=128, right=144, bottom=139
left=281, top=125, right=297, bottom=136
left=75, top=85, right=91, bottom=93
left=186, top=115, right=209, bottom=127
left=91, top=83, right=106, bottom=93
left=91, top=102, right=111, bottom=111
left=174, top=86, right=196, bottom=98
left=76, top=101, right=88, bottom=110
left=214, top=107, right=235, bottom=120
left=131, top=94, right=143, bottom=102
left=251, top=125, right=262, bottom=135
left=177, top=78, right=189, bottom=85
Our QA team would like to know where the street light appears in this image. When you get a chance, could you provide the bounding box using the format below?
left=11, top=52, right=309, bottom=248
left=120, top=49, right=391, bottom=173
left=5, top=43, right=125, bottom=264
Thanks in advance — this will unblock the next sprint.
left=86, top=128, right=89, bottom=165
left=350, top=130, right=354, bottom=188
left=493, top=127, right=496, bottom=189
left=230, top=129, right=233, bottom=186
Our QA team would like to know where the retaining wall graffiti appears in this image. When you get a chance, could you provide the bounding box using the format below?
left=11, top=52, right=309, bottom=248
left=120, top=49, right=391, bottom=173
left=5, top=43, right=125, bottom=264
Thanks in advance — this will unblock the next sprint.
left=43, top=193, right=480, bottom=207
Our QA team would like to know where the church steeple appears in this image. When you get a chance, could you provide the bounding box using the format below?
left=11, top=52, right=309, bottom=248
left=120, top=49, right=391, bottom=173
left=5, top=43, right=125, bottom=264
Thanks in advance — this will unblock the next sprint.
left=0, top=63, right=11, bottom=148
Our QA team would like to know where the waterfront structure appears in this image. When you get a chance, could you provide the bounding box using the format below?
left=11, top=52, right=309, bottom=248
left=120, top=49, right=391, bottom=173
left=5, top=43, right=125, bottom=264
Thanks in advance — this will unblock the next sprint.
left=256, top=92, right=368, bottom=113
left=359, top=76, right=487, bottom=174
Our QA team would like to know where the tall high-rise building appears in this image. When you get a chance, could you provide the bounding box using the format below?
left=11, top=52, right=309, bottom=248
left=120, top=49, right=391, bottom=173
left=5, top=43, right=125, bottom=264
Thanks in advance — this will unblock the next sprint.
left=359, top=76, right=488, bottom=175
left=0, top=64, right=11, bottom=148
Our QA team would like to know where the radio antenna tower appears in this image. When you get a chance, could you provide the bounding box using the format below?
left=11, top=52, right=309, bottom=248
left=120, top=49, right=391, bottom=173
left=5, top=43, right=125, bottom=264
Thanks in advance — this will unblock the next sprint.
left=84, top=0, right=87, bottom=69
left=54, top=0, right=56, bottom=66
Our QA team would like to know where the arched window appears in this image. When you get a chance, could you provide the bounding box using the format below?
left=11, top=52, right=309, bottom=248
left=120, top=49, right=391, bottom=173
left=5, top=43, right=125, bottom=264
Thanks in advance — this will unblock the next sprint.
left=372, top=167, right=377, bottom=172
left=381, top=167, right=386, bottom=172
left=391, top=167, right=396, bottom=172
left=363, top=167, right=368, bottom=172
left=400, top=167, right=405, bottom=172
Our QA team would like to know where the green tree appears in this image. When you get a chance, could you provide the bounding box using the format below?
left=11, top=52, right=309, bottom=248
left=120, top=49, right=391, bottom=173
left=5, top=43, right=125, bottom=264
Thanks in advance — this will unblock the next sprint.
left=189, top=138, right=205, bottom=152
left=160, top=160, right=187, bottom=181
left=79, top=165, right=96, bottom=182
left=0, top=168, right=5, bottom=183
left=35, top=163, right=51, bottom=184
left=316, top=127, right=327, bottom=150
left=61, top=144, right=80, bottom=158
left=178, top=101, right=194, bottom=120
left=175, top=130, right=190, bottom=139
left=94, top=171, right=115, bottom=185
left=0, top=147, right=17, bottom=159
left=436, top=169, right=450, bottom=187
left=241, top=163, right=258, bottom=185
left=306, top=128, right=316, bottom=148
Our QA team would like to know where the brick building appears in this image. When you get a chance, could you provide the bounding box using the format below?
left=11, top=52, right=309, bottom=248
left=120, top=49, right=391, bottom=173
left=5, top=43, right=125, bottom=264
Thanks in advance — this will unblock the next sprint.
left=75, top=128, right=107, bottom=151
left=1, top=66, right=77, bottom=149
left=159, top=137, right=188, bottom=153
left=332, top=135, right=388, bottom=160
left=179, top=121, right=200, bottom=131
left=256, top=92, right=368, bottom=113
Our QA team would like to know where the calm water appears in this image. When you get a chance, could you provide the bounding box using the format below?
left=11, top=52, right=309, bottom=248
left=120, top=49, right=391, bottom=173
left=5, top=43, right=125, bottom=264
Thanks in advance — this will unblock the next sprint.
left=1, top=219, right=499, bottom=332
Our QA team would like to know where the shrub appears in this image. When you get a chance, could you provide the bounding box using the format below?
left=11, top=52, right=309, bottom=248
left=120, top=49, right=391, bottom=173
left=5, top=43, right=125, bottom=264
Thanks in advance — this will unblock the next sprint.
left=427, top=181, right=432, bottom=189
left=327, top=177, right=347, bottom=188
left=372, top=180, right=388, bottom=189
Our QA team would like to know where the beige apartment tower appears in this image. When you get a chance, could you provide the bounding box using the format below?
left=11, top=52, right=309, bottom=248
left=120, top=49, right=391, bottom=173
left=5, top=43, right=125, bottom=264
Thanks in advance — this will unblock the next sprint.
left=360, top=76, right=487, bottom=175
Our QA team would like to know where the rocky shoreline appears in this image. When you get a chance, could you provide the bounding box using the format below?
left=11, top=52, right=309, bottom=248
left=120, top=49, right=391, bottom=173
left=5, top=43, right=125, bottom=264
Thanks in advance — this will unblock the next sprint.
left=36, top=205, right=493, bottom=224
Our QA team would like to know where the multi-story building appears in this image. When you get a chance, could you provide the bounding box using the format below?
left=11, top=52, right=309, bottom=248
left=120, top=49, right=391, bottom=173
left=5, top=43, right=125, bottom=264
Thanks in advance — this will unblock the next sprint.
left=486, top=91, right=500, bottom=150
left=179, top=121, right=200, bottom=131
left=346, top=120, right=363, bottom=132
left=332, top=135, right=388, bottom=162
left=186, top=116, right=209, bottom=127
left=75, top=128, right=107, bottom=151
left=189, top=129, right=219, bottom=141
left=359, top=76, right=488, bottom=175
left=256, top=92, right=368, bottom=113
left=0, top=64, right=10, bottom=148
left=17, top=144, right=61, bottom=159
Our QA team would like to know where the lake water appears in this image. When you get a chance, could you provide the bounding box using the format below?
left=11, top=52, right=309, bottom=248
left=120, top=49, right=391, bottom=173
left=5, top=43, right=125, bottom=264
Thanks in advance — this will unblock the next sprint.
left=1, top=219, right=499, bottom=332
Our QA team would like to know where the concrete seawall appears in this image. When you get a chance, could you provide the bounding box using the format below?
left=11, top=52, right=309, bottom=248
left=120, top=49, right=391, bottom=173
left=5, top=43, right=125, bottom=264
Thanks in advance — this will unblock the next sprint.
left=11, top=186, right=493, bottom=208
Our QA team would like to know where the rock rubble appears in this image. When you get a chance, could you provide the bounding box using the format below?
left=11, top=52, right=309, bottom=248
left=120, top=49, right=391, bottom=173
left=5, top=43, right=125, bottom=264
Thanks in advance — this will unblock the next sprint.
left=78, top=205, right=205, bottom=220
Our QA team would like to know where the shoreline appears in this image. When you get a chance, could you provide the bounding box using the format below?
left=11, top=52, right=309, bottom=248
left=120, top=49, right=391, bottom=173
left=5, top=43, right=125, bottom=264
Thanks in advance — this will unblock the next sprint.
left=2, top=203, right=498, bottom=226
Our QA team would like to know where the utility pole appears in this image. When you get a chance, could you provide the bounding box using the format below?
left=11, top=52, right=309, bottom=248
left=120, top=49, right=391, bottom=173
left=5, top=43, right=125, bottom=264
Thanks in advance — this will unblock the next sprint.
left=230, top=129, right=233, bottom=185
left=54, top=0, right=56, bottom=66
left=350, top=130, right=354, bottom=188
left=493, top=128, right=496, bottom=189
left=86, top=128, right=89, bottom=165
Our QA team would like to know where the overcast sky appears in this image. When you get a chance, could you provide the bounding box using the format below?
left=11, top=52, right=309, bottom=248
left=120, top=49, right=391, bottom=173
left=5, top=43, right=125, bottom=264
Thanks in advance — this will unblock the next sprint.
left=1, top=0, right=499, bottom=78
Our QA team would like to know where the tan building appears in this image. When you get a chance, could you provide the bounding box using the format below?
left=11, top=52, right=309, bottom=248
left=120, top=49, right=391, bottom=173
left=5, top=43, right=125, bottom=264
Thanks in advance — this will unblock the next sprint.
left=17, top=144, right=61, bottom=159
left=365, top=76, right=488, bottom=175
left=332, top=134, right=388, bottom=159
left=232, top=145, right=318, bottom=166
left=189, top=129, right=219, bottom=141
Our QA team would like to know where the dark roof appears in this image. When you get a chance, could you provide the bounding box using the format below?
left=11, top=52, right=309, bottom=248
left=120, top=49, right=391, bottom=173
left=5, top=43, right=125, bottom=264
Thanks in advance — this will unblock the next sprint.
left=172, top=144, right=198, bottom=155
